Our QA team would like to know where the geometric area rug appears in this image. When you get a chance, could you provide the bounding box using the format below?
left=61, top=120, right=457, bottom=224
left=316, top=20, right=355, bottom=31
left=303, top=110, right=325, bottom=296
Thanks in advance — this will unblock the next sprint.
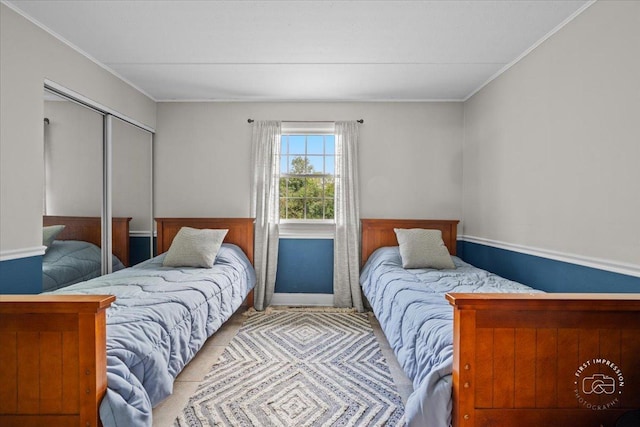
left=174, top=310, right=405, bottom=426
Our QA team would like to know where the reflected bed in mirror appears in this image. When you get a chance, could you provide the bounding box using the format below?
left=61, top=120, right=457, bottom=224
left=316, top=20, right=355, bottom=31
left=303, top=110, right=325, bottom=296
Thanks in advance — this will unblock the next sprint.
left=42, top=216, right=131, bottom=292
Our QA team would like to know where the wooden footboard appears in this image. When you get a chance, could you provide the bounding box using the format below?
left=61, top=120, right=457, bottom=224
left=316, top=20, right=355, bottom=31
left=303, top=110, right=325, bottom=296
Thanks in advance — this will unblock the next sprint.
left=0, top=295, right=114, bottom=427
left=448, top=293, right=640, bottom=427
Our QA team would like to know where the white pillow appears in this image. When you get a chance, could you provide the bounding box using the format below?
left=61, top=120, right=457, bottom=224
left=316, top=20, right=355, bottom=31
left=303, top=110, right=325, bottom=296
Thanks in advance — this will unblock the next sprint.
left=394, top=228, right=455, bottom=269
left=43, top=225, right=66, bottom=249
left=162, top=227, right=228, bottom=268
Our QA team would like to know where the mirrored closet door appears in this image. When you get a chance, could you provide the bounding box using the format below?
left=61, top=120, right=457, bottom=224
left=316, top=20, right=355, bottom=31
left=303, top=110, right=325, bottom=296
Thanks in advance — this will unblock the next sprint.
left=112, top=117, right=153, bottom=266
left=43, top=89, right=105, bottom=291
left=42, top=84, right=155, bottom=292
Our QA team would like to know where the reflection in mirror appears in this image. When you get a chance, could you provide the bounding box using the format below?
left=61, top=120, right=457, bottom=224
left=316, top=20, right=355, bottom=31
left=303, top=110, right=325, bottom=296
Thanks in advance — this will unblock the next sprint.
left=112, top=117, right=153, bottom=265
left=42, top=89, right=116, bottom=291
left=44, top=90, right=102, bottom=218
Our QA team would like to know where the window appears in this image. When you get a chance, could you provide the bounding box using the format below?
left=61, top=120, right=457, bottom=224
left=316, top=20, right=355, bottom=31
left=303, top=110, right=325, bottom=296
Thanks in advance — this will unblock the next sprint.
left=279, top=132, right=335, bottom=221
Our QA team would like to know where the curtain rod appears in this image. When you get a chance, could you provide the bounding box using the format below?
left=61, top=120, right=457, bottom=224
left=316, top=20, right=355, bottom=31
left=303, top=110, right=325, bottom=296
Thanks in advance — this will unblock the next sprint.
left=247, top=119, right=363, bottom=124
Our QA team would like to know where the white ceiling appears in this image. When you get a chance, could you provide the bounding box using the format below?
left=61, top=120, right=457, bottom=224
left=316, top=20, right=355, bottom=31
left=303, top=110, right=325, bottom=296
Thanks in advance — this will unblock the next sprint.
left=7, top=0, right=592, bottom=102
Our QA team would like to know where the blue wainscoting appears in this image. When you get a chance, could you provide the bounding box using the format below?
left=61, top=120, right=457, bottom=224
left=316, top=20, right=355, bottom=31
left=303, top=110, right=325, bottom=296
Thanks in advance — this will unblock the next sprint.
left=0, top=256, right=43, bottom=294
left=129, top=236, right=156, bottom=266
left=275, top=239, right=334, bottom=294
left=458, top=240, right=640, bottom=293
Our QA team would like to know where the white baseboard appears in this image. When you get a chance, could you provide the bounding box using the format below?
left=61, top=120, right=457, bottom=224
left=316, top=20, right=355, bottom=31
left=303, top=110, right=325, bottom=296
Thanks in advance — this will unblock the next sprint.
left=460, top=235, right=640, bottom=279
left=271, top=293, right=334, bottom=306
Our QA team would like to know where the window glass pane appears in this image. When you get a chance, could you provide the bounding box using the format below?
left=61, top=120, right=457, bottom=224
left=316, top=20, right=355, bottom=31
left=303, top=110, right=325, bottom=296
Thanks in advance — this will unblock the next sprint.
left=307, top=135, right=324, bottom=155
left=279, top=132, right=335, bottom=221
left=305, top=177, right=324, bottom=198
left=325, top=136, right=335, bottom=154
left=325, top=178, right=335, bottom=198
left=279, top=177, right=288, bottom=197
left=324, top=200, right=334, bottom=219
left=306, top=198, right=324, bottom=219
left=289, top=156, right=312, bottom=174
left=287, top=198, right=305, bottom=219
left=286, top=176, right=306, bottom=196
left=307, top=156, right=324, bottom=173
left=325, top=157, right=334, bottom=175
left=289, top=135, right=305, bottom=154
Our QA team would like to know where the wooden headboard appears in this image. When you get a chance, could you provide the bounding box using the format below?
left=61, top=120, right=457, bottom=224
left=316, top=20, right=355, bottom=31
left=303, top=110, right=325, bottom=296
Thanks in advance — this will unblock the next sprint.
left=155, top=218, right=255, bottom=264
left=43, top=215, right=132, bottom=267
left=360, top=218, right=459, bottom=266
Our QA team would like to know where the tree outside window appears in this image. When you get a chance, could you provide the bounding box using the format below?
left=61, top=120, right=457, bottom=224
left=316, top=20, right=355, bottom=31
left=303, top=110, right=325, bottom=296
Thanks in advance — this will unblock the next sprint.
left=279, top=134, right=335, bottom=220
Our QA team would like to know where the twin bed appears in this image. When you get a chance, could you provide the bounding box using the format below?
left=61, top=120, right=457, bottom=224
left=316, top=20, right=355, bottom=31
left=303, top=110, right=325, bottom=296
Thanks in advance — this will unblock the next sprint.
left=360, top=219, right=640, bottom=427
left=1, top=217, right=639, bottom=427
left=0, top=218, right=255, bottom=427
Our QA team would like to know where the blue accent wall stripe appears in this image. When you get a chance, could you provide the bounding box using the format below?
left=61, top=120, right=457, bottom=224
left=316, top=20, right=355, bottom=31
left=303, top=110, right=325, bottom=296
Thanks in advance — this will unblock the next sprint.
left=0, top=255, right=43, bottom=294
left=458, top=240, right=640, bottom=293
left=129, top=236, right=157, bottom=266
left=275, top=239, right=334, bottom=294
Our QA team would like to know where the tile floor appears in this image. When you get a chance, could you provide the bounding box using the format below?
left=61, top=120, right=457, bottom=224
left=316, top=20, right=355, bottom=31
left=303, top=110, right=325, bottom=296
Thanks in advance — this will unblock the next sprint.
left=152, top=309, right=413, bottom=427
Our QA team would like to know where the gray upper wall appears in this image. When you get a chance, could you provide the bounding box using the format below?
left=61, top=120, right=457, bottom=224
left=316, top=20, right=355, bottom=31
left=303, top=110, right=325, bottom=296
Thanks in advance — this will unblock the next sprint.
left=2, top=0, right=638, bottom=274
left=154, top=102, right=464, bottom=220
left=463, top=0, right=640, bottom=268
left=0, top=4, right=156, bottom=254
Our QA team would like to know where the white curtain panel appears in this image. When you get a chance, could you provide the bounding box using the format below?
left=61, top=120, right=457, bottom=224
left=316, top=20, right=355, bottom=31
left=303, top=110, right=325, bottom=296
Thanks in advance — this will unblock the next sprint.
left=333, top=121, right=364, bottom=312
left=250, top=121, right=281, bottom=310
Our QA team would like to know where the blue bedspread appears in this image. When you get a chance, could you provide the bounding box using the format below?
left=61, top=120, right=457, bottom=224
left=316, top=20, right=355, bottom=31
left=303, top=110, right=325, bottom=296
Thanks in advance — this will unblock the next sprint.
left=360, top=247, right=541, bottom=427
left=42, top=240, right=125, bottom=292
left=51, top=243, right=256, bottom=427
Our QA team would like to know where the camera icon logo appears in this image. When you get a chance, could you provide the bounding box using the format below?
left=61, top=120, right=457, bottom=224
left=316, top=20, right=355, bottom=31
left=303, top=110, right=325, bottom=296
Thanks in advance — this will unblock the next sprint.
left=582, top=373, right=616, bottom=395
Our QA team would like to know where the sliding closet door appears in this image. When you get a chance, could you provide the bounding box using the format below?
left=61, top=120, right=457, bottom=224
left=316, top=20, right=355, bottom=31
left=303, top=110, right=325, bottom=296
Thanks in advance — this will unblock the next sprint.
left=44, top=83, right=155, bottom=280
left=111, top=117, right=153, bottom=266
left=44, top=90, right=103, bottom=219
left=42, top=88, right=109, bottom=288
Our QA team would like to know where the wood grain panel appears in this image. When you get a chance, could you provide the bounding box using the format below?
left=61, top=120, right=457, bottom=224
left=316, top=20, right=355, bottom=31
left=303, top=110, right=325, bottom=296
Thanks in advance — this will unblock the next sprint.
left=535, top=329, right=558, bottom=408
left=578, top=329, right=600, bottom=365
left=78, top=312, right=104, bottom=427
left=0, top=332, right=17, bottom=413
left=474, top=328, right=493, bottom=408
left=112, top=217, right=132, bottom=267
left=452, top=308, right=476, bottom=426
left=448, top=294, right=640, bottom=427
left=556, top=329, right=580, bottom=408
left=493, top=328, right=515, bottom=408
left=621, top=329, right=640, bottom=408
left=475, top=408, right=623, bottom=427
left=598, top=329, right=621, bottom=364
left=62, top=331, right=80, bottom=414
left=0, top=295, right=115, bottom=314
left=597, top=329, right=622, bottom=408
left=40, top=332, right=63, bottom=414
left=514, top=328, right=536, bottom=407
left=0, top=313, right=76, bottom=332
left=449, top=293, right=640, bottom=312
left=0, top=415, right=80, bottom=427
left=476, top=310, right=640, bottom=329
left=0, top=295, right=113, bottom=427
left=17, top=332, right=40, bottom=413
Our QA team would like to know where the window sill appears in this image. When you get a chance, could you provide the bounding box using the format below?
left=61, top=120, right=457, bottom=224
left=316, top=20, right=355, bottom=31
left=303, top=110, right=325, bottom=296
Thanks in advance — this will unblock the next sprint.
left=279, top=221, right=335, bottom=239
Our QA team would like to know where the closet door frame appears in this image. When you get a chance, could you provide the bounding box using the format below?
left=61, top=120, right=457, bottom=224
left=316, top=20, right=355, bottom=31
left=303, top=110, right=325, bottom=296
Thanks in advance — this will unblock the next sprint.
left=44, top=80, right=155, bottom=274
